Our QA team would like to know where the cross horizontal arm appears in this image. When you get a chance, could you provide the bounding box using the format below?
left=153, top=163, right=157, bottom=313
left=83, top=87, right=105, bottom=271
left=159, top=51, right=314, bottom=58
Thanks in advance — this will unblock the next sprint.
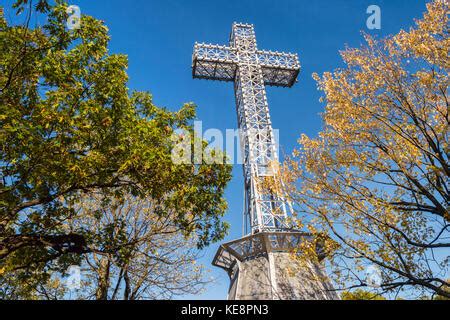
left=257, top=50, right=300, bottom=87
left=192, top=43, right=238, bottom=81
left=192, top=43, right=300, bottom=87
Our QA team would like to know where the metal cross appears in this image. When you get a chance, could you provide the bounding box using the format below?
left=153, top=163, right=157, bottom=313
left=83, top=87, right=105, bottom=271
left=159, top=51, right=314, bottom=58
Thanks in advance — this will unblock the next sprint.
left=192, top=22, right=300, bottom=234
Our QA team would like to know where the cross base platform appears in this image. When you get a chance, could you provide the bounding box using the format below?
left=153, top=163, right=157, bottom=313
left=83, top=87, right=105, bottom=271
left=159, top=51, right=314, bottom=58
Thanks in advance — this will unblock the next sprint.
left=212, top=232, right=339, bottom=300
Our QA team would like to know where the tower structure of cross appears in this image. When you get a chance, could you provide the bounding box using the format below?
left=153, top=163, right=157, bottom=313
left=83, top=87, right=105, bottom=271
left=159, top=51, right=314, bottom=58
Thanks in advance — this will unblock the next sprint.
left=192, top=23, right=338, bottom=300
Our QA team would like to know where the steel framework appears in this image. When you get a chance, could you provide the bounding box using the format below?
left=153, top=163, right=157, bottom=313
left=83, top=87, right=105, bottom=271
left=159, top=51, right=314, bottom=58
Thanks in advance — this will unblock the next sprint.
left=192, top=22, right=300, bottom=234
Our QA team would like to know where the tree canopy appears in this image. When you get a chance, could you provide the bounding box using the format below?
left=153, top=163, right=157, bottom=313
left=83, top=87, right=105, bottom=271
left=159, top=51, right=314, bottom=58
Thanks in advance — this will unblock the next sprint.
left=283, top=0, right=449, bottom=299
left=0, top=0, right=231, bottom=297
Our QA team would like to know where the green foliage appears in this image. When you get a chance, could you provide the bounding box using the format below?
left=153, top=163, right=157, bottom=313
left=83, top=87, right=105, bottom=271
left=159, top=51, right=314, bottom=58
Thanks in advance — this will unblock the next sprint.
left=0, top=0, right=231, bottom=296
left=12, top=0, right=51, bottom=14
left=341, top=289, right=387, bottom=300
left=433, top=282, right=450, bottom=300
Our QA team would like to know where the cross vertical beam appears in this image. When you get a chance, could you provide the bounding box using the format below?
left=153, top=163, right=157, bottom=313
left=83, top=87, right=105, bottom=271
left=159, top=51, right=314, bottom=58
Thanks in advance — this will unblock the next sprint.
left=192, top=22, right=300, bottom=234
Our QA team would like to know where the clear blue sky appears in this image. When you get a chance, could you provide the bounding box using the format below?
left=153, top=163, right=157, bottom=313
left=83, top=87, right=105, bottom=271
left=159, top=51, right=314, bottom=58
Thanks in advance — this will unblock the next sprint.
left=3, top=0, right=430, bottom=299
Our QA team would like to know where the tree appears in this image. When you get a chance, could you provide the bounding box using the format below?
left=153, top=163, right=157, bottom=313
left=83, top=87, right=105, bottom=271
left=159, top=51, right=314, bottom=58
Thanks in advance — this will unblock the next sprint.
left=282, top=0, right=449, bottom=299
left=0, top=0, right=231, bottom=296
left=3, top=194, right=210, bottom=300
left=74, top=194, right=211, bottom=300
left=341, top=289, right=386, bottom=300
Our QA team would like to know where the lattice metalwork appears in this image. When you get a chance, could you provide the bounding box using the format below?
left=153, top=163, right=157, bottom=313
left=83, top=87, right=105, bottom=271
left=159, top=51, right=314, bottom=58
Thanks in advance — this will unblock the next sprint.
left=192, top=22, right=300, bottom=234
